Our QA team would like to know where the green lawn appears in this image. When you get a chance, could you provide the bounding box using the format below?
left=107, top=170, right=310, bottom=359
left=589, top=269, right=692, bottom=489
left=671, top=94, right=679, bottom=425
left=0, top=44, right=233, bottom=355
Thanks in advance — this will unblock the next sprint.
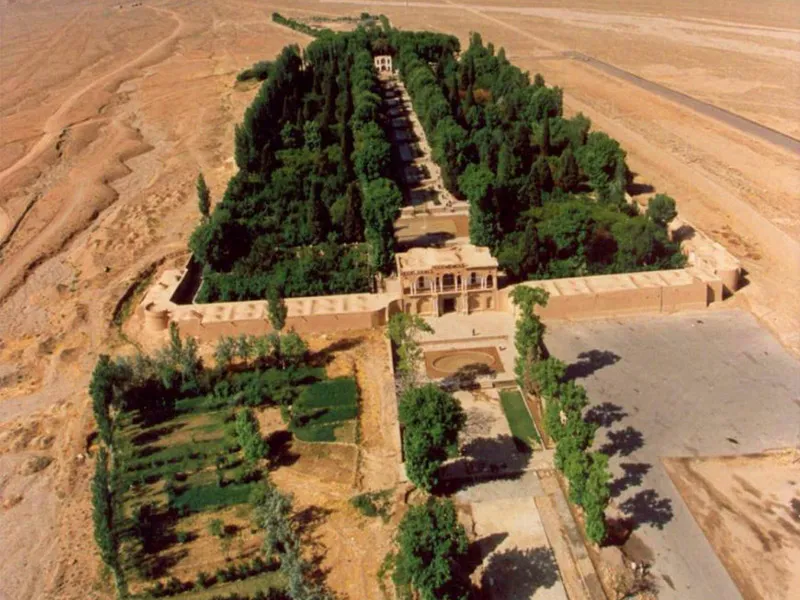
left=172, top=482, right=260, bottom=512
left=290, top=378, right=359, bottom=443
left=499, top=390, right=541, bottom=450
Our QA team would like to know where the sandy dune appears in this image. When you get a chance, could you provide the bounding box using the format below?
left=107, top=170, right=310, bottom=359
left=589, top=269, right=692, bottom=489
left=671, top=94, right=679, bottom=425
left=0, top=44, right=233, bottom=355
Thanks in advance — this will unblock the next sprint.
left=0, top=1, right=798, bottom=598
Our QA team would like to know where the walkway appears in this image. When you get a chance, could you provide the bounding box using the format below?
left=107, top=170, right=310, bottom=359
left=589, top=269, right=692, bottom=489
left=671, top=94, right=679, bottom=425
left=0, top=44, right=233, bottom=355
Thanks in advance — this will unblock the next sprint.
left=379, top=76, right=470, bottom=250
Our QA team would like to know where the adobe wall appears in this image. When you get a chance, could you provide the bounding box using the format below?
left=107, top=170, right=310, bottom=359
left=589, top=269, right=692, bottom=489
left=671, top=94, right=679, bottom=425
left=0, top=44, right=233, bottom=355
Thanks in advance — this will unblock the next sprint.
left=139, top=268, right=395, bottom=343
left=139, top=213, right=741, bottom=341
left=501, top=268, right=716, bottom=321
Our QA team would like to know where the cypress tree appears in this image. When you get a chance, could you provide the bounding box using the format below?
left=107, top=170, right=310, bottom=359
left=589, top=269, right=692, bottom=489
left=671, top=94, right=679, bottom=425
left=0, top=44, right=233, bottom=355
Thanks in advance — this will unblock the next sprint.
left=534, top=156, right=554, bottom=194
left=541, top=117, right=551, bottom=157
left=196, top=173, right=210, bottom=219
left=560, top=148, right=580, bottom=192
left=308, top=182, right=330, bottom=242
left=342, top=182, right=364, bottom=243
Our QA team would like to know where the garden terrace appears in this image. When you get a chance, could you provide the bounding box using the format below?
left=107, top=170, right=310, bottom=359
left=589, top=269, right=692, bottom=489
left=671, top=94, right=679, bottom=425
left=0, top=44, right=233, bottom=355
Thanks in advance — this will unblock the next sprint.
left=90, top=328, right=358, bottom=599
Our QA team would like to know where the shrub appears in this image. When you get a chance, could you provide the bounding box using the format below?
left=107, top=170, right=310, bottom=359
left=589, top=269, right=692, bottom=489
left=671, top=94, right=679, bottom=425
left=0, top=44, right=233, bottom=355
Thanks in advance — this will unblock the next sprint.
left=351, top=489, right=392, bottom=521
left=197, top=571, right=215, bottom=588
left=208, top=518, right=225, bottom=538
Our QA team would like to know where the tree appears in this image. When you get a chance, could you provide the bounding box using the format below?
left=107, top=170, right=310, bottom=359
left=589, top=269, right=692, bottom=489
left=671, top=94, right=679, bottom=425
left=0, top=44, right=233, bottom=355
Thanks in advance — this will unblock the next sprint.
left=534, top=357, right=566, bottom=400
left=387, top=312, right=434, bottom=389
left=533, top=156, right=553, bottom=194
left=197, top=173, right=211, bottom=219
left=214, top=336, right=236, bottom=370
left=236, top=408, right=269, bottom=462
left=278, top=331, right=308, bottom=370
left=399, top=384, right=465, bottom=491
left=509, top=286, right=549, bottom=394
left=458, top=164, right=498, bottom=248
left=268, top=287, right=288, bottom=331
left=576, top=131, right=626, bottom=194
left=89, top=355, right=117, bottom=446
left=541, top=117, right=551, bottom=156
left=497, top=220, right=540, bottom=281
left=646, top=193, right=677, bottom=228
left=583, top=452, right=611, bottom=544
left=342, top=182, right=364, bottom=243
left=559, top=148, right=580, bottom=192
left=611, top=217, right=661, bottom=271
left=362, top=177, right=402, bottom=273
left=392, top=498, right=469, bottom=600
left=308, top=182, right=330, bottom=242
left=353, top=122, right=391, bottom=181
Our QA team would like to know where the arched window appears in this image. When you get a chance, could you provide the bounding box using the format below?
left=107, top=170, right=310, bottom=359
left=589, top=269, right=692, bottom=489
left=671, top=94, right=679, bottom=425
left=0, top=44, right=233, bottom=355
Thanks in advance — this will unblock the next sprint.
left=442, top=273, right=455, bottom=289
left=486, top=275, right=493, bottom=288
left=417, top=276, right=426, bottom=290
left=470, top=272, right=479, bottom=286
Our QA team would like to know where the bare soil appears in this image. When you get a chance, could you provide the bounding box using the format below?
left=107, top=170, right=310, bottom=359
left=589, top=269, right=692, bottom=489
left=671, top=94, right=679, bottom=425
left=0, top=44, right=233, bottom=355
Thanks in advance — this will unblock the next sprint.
left=1, top=0, right=798, bottom=598
left=664, top=451, right=800, bottom=600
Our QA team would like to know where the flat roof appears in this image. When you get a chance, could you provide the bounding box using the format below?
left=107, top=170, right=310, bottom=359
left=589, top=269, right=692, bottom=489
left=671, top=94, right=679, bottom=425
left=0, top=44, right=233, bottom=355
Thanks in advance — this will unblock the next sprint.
left=396, top=244, right=498, bottom=272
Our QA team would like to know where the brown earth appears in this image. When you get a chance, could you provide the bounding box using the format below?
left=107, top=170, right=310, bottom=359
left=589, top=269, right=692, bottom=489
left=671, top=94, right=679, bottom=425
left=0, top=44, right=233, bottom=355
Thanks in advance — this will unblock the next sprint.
left=664, top=451, right=800, bottom=600
left=0, top=0, right=798, bottom=598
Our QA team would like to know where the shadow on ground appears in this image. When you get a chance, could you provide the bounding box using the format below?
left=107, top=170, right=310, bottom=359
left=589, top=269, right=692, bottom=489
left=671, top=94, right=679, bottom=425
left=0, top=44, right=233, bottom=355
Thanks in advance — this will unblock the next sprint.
left=565, top=349, right=621, bottom=381
left=610, top=462, right=652, bottom=498
left=600, top=425, right=645, bottom=457
left=619, top=489, right=674, bottom=530
left=585, top=402, right=627, bottom=427
left=478, top=547, right=560, bottom=599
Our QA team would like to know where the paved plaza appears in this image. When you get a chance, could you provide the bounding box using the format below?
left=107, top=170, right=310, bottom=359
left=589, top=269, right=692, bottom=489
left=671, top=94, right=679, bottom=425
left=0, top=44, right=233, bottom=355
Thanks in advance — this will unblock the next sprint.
left=545, top=309, right=800, bottom=599
left=457, top=472, right=568, bottom=600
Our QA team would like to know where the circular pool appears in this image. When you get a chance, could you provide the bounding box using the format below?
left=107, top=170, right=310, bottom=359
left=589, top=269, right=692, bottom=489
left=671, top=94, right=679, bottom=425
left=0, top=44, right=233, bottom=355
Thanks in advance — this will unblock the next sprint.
left=430, top=349, right=499, bottom=375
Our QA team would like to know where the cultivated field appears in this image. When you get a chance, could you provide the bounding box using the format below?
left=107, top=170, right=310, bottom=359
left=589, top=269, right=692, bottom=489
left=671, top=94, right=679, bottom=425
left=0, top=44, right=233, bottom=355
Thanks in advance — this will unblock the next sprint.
left=0, top=1, right=798, bottom=599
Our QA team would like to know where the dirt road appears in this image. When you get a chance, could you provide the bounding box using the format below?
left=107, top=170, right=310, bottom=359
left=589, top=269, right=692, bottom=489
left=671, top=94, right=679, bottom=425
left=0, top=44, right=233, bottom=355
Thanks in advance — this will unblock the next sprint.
left=563, top=51, right=800, bottom=154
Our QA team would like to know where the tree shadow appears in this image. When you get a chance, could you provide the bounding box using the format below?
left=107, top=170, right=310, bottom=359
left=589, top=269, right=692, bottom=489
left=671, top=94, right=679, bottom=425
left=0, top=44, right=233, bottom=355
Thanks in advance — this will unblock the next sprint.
left=627, top=181, right=655, bottom=197
left=585, top=402, right=628, bottom=428
left=267, top=430, right=299, bottom=468
left=671, top=224, right=695, bottom=243
left=131, top=423, right=184, bottom=447
left=478, top=547, right=559, bottom=599
left=610, top=462, right=652, bottom=498
left=440, top=362, right=496, bottom=391
left=565, top=349, right=620, bottom=381
left=600, top=426, right=644, bottom=457
left=439, top=435, right=532, bottom=489
left=396, top=231, right=455, bottom=250
left=293, top=505, right=333, bottom=538
left=463, top=532, right=509, bottom=576
left=310, top=337, right=364, bottom=368
left=619, top=489, right=674, bottom=530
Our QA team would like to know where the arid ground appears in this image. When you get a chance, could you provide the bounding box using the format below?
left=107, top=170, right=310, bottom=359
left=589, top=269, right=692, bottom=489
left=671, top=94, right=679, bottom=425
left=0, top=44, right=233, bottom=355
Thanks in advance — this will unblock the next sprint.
left=0, top=1, right=798, bottom=599
left=665, top=451, right=800, bottom=600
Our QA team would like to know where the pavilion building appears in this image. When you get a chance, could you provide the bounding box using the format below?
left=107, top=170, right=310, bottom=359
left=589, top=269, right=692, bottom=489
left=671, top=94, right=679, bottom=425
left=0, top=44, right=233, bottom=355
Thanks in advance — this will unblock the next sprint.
left=395, top=244, right=499, bottom=316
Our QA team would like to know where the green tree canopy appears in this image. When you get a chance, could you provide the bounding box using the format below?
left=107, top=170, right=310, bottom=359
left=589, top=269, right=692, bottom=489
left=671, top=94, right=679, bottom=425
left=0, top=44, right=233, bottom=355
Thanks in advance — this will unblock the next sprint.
left=646, top=193, right=678, bottom=227
left=196, top=172, right=211, bottom=218
left=399, top=384, right=465, bottom=490
left=392, top=498, right=469, bottom=600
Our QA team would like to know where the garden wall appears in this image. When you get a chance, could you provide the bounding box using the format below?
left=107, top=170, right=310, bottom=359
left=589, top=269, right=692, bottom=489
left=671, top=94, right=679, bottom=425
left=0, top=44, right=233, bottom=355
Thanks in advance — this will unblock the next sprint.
left=139, top=268, right=397, bottom=343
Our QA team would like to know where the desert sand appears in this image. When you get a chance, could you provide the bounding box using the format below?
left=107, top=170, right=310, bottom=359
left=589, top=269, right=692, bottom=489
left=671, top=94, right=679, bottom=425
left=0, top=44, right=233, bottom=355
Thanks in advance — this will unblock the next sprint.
left=0, top=1, right=798, bottom=598
left=665, top=452, right=800, bottom=600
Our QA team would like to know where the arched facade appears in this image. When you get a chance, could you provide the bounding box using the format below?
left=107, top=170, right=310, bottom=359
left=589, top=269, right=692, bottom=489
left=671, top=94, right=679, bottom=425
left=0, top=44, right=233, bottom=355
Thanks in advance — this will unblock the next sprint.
left=395, top=244, right=499, bottom=317
left=374, top=55, right=393, bottom=73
